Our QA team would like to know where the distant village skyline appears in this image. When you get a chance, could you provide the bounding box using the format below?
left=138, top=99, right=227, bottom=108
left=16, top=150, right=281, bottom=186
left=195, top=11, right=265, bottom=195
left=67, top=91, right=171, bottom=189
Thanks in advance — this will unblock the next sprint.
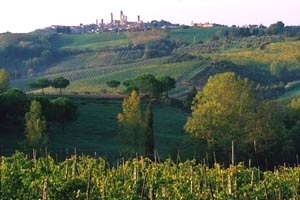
left=1, top=0, right=300, bottom=33
left=34, top=10, right=226, bottom=35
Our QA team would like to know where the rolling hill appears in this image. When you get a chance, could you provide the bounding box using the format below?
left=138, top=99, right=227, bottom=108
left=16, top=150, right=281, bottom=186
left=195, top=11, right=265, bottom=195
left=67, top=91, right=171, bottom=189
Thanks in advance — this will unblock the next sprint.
left=1, top=27, right=300, bottom=100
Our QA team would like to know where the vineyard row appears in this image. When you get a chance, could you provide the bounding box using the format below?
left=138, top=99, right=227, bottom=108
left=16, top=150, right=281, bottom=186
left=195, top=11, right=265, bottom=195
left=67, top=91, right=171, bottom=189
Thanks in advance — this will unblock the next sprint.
left=1, top=151, right=300, bottom=199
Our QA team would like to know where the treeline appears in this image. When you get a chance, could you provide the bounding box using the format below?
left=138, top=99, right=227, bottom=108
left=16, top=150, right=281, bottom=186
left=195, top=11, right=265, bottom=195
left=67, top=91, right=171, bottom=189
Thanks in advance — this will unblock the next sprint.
left=3, top=68, right=300, bottom=171
left=226, top=21, right=300, bottom=38
left=183, top=72, right=300, bottom=169
left=0, top=69, right=77, bottom=150
left=0, top=89, right=77, bottom=149
left=107, top=71, right=300, bottom=169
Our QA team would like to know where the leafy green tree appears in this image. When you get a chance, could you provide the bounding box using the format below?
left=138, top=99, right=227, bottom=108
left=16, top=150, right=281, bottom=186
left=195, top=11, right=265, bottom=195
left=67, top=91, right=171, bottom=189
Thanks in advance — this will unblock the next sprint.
left=118, top=90, right=145, bottom=155
left=27, top=78, right=51, bottom=94
left=157, top=75, right=176, bottom=98
left=0, top=68, right=9, bottom=92
left=125, top=74, right=173, bottom=99
left=32, top=96, right=51, bottom=116
left=52, top=76, right=70, bottom=95
left=144, top=37, right=179, bottom=59
left=135, top=74, right=159, bottom=97
left=144, top=103, right=155, bottom=160
left=184, top=72, right=257, bottom=162
left=267, top=21, right=285, bottom=35
left=284, top=96, right=300, bottom=159
left=122, top=79, right=132, bottom=87
left=0, top=88, right=27, bottom=125
left=50, top=97, right=77, bottom=133
left=106, top=80, right=120, bottom=93
left=106, top=80, right=120, bottom=88
left=248, top=100, right=289, bottom=168
left=24, top=100, right=47, bottom=149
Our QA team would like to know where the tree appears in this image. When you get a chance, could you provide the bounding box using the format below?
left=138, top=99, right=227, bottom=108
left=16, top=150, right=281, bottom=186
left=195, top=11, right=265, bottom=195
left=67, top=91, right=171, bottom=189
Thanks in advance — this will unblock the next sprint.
left=52, top=76, right=70, bottom=95
left=122, top=79, right=132, bottom=87
left=157, top=75, right=176, bottom=98
left=125, top=74, right=172, bottom=99
left=135, top=74, right=159, bottom=97
left=27, top=78, right=51, bottom=94
left=144, top=38, right=179, bottom=59
left=248, top=101, right=289, bottom=169
left=0, top=88, right=27, bottom=125
left=267, top=21, right=285, bottom=35
left=24, top=100, right=47, bottom=150
left=50, top=97, right=77, bottom=133
left=184, top=72, right=257, bottom=162
left=118, top=90, right=145, bottom=155
left=106, top=80, right=120, bottom=88
left=0, top=68, right=9, bottom=93
left=284, top=96, right=300, bottom=160
left=106, top=80, right=120, bottom=93
left=144, top=103, right=155, bottom=160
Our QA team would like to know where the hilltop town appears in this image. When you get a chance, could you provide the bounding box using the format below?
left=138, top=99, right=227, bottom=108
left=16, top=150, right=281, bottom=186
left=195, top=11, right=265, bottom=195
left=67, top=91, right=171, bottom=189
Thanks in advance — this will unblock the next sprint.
left=34, top=10, right=221, bottom=34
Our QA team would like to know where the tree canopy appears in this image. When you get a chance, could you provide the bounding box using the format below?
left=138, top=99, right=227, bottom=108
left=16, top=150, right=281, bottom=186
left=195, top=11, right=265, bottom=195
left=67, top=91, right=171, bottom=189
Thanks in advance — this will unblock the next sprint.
left=118, top=90, right=145, bottom=155
left=0, top=88, right=27, bottom=125
left=184, top=72, right=257, bottom=162
left=49, top=97, right=78, bottom=133
left=27, top=78, right=51, bottom=94
left=106, top=80, right=121, bottom=88
left=144, top=37, right=180, bottom=59
left=52, top=76, right=70, bottom=95
left=24, top=100, right=47, bottom=150
left=124, top=73, right=176, bottom=99
left=156, top=75, right=176, bottom=97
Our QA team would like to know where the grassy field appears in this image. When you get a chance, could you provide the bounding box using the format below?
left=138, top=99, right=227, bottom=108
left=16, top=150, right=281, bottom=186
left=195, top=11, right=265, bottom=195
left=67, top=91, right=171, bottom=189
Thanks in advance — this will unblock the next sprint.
left=5, top=98, right=186, bottom=161
left=169, top=27, right=231, bottom=44
left=51, top=30, right=167, bottom=51
left=49, top=98, right=188, bottom=161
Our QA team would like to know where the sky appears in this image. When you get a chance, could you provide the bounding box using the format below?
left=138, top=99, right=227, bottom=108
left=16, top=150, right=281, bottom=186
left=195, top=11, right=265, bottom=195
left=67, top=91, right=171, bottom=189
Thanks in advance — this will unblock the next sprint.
left=1, top=0, right=300, bottom=33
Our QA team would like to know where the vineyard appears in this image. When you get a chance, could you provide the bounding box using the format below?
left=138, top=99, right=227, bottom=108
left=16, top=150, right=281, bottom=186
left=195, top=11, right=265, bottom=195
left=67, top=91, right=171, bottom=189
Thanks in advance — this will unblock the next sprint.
left=9, top=58, right=200, bottom=94
left=1, top=151, right=300, bottom=199
left=210, top=39, right=300, bottom=66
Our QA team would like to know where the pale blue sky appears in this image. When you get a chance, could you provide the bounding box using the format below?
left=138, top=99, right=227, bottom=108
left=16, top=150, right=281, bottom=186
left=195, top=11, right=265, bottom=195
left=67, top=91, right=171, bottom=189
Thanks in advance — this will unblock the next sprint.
left=1, top=0, right=299, bottom=33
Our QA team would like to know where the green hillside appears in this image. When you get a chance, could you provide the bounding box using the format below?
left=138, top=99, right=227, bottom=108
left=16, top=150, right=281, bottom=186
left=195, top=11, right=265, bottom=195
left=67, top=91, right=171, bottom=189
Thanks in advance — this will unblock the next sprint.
left=51, top=33, right=131, bottom=50
left=1, top=26, right=300, bottom=99
left=169, top=26, right=231, bottom=43
left=2, top=24, right=300, bottom=169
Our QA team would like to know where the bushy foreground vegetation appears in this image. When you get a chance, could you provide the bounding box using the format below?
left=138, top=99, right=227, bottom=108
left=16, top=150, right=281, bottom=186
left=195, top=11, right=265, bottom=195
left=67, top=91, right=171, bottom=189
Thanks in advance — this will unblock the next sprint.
left=1, top=151, right=300, bottom=199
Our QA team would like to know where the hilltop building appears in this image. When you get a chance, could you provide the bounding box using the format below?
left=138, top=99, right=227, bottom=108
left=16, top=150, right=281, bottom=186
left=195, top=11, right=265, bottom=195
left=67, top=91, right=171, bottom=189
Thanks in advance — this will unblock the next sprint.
left=34, top=10, right=184, bottom=34
left=191, top=21, right=215, bottom=28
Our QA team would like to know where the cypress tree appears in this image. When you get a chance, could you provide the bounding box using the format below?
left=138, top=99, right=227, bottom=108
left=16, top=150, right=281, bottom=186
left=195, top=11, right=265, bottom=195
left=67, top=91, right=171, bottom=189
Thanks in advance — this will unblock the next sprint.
left=144, top=103, right=155, bottom=160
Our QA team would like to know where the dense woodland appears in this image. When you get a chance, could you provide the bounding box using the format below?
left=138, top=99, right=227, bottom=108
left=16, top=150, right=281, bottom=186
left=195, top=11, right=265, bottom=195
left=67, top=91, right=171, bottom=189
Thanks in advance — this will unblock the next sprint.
left=1, top=21, right=300, bottom=198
